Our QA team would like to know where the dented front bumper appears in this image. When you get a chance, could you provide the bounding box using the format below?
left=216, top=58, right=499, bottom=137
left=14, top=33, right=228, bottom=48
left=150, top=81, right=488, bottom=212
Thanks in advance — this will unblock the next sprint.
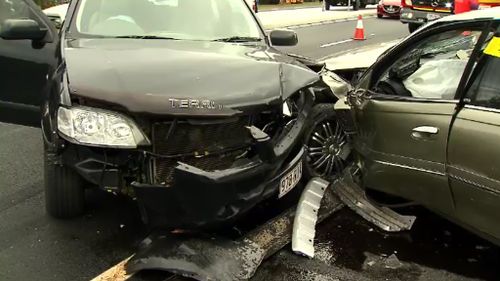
left=59, top=93, right=314, bottom=229
left=133, top=148, right=305, bottom=229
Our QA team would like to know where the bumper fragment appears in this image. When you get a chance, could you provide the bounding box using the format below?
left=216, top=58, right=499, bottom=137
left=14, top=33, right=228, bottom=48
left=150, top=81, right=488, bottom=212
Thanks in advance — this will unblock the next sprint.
left=292, top=177, right=330, bottom=258
left=334, top=166, right=416, bottom=232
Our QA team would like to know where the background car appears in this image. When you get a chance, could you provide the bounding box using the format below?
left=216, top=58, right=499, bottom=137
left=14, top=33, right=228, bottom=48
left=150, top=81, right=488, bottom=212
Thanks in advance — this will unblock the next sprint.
left=42, top=3, right=68, bottom=28
left=377, top=0, right=401, bottom=18
left=324, top=0, right=377, bottom=10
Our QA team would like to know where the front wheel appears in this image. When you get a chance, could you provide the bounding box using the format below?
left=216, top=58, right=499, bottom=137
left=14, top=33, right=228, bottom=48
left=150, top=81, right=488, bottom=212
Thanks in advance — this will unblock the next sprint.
left=44, top=146, right=85, bottom=219
left=303, top=104, right=351, bottom=181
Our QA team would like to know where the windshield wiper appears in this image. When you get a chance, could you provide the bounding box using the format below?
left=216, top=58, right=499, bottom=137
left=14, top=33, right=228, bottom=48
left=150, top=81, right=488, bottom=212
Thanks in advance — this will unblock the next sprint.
left=213, top=36, right=262, bottom=43
left=114, top=35, right=178, bottom=40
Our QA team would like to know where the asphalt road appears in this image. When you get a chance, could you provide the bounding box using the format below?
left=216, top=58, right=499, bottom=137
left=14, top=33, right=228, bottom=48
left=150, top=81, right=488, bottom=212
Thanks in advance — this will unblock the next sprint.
left=276, top=17, right=409, bottom=60
left=1, top=18, right=499, bottom=281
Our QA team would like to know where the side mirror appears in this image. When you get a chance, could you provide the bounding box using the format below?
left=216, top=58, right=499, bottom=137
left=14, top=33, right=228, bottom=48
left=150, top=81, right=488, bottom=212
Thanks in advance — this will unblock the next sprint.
left=0, top=19, right=47, bottom=41
left=269, top=29, right=298, bottom=46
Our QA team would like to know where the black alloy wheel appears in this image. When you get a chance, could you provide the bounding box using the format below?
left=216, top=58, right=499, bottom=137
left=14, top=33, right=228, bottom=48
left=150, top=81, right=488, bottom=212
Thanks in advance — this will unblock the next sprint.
left=304, top=104, right=351, bottom=181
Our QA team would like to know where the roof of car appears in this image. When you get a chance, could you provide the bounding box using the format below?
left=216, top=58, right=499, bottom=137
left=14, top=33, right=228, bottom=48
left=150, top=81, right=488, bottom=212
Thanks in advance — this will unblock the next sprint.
left=437, top=7, right=500, bottom=22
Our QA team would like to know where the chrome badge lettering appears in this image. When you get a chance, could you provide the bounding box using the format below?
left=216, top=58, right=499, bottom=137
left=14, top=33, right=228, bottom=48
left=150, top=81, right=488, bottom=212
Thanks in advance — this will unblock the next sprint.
left=169, top=98, right=223, bottom=110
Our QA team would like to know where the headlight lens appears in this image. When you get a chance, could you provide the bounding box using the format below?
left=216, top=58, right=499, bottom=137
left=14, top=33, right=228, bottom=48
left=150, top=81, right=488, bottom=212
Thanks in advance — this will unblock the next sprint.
left=404, top=0, right=412, bottom=6
left=57, top=106, right=150, bottom=148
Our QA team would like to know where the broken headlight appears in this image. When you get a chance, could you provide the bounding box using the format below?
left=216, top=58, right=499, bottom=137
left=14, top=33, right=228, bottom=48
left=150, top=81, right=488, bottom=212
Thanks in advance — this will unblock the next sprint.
left=57, top=106, right=150, bottom=148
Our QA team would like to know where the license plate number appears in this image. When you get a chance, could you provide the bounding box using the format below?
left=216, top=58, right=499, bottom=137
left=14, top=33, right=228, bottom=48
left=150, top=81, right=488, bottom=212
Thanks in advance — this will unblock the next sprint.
left=427, top=13, right=442, bottom=21
left=279, top=161, right=303, bottom=198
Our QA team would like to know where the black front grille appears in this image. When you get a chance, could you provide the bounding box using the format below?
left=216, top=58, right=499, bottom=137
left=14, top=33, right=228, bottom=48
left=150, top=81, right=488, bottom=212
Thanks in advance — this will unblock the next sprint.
left=152, top=117, right=252, bottom=185
left=383, top=5, right=401, bottom=12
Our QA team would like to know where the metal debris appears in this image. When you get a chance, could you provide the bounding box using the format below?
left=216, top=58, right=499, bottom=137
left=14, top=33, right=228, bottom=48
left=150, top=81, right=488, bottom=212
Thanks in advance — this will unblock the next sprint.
left=292, top=177, right=330, bottom=258
left=334, top=168, right=416, bottom=232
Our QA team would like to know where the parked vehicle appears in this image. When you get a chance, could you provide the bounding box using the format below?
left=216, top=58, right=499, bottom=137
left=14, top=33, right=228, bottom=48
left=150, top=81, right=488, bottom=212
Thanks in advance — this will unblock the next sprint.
left=326, top=8, right=500, bottom=245
left=42, top=3, right=68, bottom=28
left=324, top=0, right=377, bottom=10
left=377, top=0, right=402, bottom=17
left=0, top=0, right=343, bottom=230
left=400, top=0, right=500, bottom=32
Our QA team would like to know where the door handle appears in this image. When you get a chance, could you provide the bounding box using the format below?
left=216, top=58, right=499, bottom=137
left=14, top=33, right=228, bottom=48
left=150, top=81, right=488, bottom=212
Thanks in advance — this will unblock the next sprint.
left=412, top=126, right=439, bottom=139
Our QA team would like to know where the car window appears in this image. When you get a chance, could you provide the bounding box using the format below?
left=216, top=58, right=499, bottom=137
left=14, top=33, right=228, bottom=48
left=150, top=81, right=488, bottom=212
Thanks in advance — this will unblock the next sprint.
left=71, top=0, right=261, bottom=41
left=468, top=54, right=500, bottom=110
left=375, top=29, right=482, bottom=100
left=0, top=0, right=30, bottom=24
left=0, top=0, right=43, bottom=33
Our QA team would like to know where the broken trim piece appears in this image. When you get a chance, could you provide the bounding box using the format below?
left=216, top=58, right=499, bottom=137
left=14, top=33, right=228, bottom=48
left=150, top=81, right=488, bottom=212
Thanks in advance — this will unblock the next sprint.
left=334, top=168, right=416, bottom=232
left=292, top=177, right=330, bottom=258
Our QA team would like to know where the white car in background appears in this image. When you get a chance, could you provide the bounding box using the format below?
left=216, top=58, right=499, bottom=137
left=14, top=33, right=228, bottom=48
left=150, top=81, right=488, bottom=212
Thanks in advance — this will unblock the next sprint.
left=42, top=3, right=68, bottom=28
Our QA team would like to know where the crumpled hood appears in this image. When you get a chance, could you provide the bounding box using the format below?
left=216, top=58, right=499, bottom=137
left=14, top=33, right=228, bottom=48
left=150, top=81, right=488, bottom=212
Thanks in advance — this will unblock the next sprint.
left=64, top=39, right=319, bottom=116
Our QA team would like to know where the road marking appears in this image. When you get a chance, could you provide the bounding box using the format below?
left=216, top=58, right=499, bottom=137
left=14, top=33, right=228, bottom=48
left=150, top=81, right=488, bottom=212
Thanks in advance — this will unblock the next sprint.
left=320, top=39, right=353, bottom=48
left=320, top=33, right=376, bottom=48
left=91, top=256, right=134, bottom=281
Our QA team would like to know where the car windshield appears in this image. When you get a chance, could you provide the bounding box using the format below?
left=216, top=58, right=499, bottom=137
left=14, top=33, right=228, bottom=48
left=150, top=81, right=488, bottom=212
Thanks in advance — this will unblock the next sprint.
left=71, top=0, right=262, bottom=41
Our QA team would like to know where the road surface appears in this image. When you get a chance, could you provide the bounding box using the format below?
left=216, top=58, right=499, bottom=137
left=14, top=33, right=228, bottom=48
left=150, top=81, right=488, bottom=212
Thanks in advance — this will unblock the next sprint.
left=1, top=18, right=498, bottom=281
left=276, top=17, right=409, bottom=60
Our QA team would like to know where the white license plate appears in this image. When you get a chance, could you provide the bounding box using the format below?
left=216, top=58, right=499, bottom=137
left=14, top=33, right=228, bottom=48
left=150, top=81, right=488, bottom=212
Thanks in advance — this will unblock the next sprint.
left=279, top=161, right=303, bottom=198
left=427, top=13, right=442, bottom=21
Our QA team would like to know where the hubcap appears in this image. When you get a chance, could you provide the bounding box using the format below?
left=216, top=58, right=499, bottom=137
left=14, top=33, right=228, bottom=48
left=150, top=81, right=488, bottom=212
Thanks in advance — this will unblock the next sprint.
left=306, top=120, right=347, bottom=179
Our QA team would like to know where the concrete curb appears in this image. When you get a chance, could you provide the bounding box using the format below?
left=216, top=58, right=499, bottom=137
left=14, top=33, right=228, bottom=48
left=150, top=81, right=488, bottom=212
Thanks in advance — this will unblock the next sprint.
left=263, top=13, right=377, bottom=30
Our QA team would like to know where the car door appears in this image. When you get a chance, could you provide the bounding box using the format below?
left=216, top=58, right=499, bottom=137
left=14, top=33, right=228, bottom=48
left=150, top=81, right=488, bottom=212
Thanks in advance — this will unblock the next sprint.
left=448, top=27, right=500, bottom=242
left=349, top=21, right=489, bottom=216
left=0, top=0, right=58, bottom=127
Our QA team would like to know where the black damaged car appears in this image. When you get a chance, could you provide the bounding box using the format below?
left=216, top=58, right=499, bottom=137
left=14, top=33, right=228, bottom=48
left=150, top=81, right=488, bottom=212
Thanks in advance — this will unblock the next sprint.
left=0, top=0, right=349, bottom=229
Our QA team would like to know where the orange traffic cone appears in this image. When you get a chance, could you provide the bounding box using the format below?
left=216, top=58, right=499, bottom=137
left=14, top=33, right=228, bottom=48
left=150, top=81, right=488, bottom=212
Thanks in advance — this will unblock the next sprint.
left=353, top=15, right=366, bottom=40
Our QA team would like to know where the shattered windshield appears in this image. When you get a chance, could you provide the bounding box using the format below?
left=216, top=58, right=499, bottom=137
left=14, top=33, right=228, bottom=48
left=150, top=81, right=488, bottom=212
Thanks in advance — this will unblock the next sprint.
left=71, top=0, right=262, bottom=41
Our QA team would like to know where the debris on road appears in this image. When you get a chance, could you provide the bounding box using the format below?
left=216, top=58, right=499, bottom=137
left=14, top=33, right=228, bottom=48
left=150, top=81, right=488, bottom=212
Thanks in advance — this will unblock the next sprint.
left=383, top=254, right=403, bottom=270
left=126, top=181, right=343, bottom=280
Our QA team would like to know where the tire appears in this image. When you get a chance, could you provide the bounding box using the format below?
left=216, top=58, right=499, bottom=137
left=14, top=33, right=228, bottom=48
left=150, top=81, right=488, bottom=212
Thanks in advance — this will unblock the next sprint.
left=303, top=104, right=351, bottom=181
left=44, top=146, right=85, bottom=219
left=408, top=22, right=420, bottom=33
left=324, top=0, right=330, bottom=10
left=359, top=1, right=367, bottom=8
left=377, top=13, right=383, bottom=18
